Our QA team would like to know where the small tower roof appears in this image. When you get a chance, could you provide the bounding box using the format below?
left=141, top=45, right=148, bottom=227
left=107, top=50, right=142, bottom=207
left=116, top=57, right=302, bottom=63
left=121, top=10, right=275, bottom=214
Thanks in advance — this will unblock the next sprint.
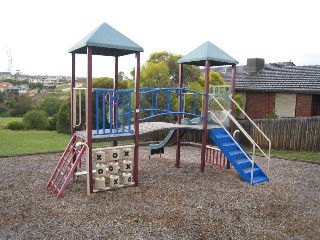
left=68, top=22, right=144, bottom=56
left=177, top=41, right=238, bottom=66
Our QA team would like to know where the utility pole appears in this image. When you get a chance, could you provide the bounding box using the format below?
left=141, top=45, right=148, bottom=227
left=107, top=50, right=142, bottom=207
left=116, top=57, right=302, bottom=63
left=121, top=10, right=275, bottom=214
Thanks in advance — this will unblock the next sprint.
left=6, top=47, right=13, bottom=74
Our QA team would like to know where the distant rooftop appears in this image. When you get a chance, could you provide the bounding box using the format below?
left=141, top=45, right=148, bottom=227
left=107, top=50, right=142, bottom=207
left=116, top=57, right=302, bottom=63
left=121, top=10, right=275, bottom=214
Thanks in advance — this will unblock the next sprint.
left=214, top=60, right=320, bottom=94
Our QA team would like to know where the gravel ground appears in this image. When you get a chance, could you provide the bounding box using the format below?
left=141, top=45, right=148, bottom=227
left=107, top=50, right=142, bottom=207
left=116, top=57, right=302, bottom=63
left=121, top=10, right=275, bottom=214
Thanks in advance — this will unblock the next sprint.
left=0, top=146, right=319, bottom=240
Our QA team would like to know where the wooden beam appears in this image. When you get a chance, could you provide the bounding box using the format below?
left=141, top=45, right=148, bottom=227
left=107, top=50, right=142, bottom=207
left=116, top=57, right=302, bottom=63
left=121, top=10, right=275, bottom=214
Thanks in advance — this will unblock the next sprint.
left=133, top=52, right=140, bottom=186
left=87, top=47, right=93, bottom=194
left=200, top=60, right=210, bottom=172
left=176, top=63, right=184, bottom=168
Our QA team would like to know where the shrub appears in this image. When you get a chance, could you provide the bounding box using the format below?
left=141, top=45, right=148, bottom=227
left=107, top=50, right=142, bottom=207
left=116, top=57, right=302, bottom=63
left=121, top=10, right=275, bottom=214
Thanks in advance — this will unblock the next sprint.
left=234, top=94, right=244, bottom=118
left=56, top=98, right=71, bottom=134
left=23, top=110, right=49, bottom=130
left=46, top=114, right=57, bottom=131
left=264, top=109, right=278, bottom=119
left=7, top=121, right=25, bottom=130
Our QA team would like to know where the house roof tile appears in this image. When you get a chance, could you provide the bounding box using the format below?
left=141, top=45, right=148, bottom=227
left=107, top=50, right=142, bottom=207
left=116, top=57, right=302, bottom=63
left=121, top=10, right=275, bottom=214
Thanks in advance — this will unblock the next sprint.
left=214, top=62, right=320, bottom=94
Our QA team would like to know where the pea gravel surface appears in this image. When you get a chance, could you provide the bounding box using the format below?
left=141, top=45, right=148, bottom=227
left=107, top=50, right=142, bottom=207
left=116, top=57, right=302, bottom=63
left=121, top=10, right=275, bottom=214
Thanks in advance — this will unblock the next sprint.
left=0, top=146, right=319, bottom=239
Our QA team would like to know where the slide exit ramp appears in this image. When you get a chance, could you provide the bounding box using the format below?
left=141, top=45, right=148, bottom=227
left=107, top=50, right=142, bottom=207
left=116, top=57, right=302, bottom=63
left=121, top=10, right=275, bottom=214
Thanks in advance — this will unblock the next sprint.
left=148, top=118, right=195, bottom=158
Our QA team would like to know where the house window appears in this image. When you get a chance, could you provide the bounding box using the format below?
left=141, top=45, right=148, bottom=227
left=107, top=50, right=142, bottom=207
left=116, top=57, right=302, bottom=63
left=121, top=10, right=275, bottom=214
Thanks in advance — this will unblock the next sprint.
left=275, top=93, right=296, bottom=117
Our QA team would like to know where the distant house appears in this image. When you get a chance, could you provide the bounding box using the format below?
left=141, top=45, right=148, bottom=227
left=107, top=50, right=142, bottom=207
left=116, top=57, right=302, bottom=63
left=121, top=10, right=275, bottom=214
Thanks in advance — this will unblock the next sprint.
left=29, top=76, right=44, bottom=84
left=0, top=82, right=14, bottom=92
left=215, top=58, right=320, bottom=119
left=0, top=72, right=13, bottom=80
left=4, top=84, right=29, bottom=97
left=43, top=76, right=58, bottom=87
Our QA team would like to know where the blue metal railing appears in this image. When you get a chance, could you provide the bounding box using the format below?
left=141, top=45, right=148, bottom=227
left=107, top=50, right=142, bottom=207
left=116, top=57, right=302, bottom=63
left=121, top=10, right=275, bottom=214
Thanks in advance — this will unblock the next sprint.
left=93, top=88, right=205, bottom=136
left=94, top=89, right=133, bottom=135
left=139, top=88, right=204, bottom=121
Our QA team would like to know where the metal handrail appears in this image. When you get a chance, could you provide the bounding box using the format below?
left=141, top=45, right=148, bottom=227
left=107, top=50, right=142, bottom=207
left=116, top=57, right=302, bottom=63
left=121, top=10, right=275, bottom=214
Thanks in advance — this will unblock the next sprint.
left=229, top=95, right=271, bottom=173
left=209, top=93, right=271, bottom=185
left=208, top=110, right=256, bottom=185
left=73, top=87, right=86, bottom=127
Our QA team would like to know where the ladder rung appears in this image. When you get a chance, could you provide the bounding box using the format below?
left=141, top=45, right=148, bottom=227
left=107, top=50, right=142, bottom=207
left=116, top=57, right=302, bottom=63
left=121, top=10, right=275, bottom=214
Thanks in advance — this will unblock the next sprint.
left=47, top=134, right=86, bottom=198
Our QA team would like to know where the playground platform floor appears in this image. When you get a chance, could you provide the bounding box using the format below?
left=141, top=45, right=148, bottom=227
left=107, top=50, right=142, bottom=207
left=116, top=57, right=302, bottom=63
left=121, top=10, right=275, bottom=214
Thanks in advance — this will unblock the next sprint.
left=76, top=122, right=221, bottom=142
left=1, top=146, right=319, bottom=239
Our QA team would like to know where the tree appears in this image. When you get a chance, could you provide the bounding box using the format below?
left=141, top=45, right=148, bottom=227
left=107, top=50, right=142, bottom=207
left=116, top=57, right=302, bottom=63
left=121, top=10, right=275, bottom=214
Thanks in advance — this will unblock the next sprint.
left=0, top=92, right=4, bottom=103
left=184, top=81, right=203, bottom=115
left=118, top=71, right=128, bottom=80
left=147, top=51, right=201, bottom=86
left=29, top=82, right=43, bottom=90
left=92, top=77, right=114, bottom=89
left=199, top=71, right=226, bottom=87
left=140, top=61, right=170, bottom=88
left=23, top=110, right=49, bottom=130
left=6, top=95, right=34, bottom=116
left=36, top=96, right=63, bottom=116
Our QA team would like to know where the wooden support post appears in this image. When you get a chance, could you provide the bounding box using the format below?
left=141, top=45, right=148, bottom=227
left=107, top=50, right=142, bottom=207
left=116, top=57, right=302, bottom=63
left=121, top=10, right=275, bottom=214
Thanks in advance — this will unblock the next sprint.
left=71, top=53, right=76, bottom=136
left=200, top=60, right=210, bottom=172
left=176, top=64, right=184, bottom=168
left=87, top=47, right=93, bottom=194
left=133, top=52, right=140, bottom=186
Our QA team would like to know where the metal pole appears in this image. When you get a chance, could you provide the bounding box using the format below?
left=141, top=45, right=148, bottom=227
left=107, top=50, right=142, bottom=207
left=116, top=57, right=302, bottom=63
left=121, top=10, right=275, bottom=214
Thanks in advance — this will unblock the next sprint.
left=133, top=52, right=140, bottom=186
left=113, top=56, right=119, bottom=147
left=87, top=47, right=93, bottom=194
left=200, top=60, right=210, bottom=172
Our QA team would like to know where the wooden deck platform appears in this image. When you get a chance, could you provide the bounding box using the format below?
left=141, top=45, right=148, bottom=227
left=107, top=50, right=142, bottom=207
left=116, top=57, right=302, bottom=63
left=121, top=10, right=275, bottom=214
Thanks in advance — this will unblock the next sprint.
left=76, top=122, right=221, bottom=143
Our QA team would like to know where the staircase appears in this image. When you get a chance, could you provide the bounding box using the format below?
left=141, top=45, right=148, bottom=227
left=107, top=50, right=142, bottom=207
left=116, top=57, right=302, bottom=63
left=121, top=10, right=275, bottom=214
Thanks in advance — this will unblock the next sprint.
left=210, top=128, right=269, bottom=185
left=46, top=134, right=87, bottom=198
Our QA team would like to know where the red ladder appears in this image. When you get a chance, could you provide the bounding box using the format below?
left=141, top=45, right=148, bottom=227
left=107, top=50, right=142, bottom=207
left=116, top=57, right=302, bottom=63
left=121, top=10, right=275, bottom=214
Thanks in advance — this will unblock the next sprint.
left=205, top=146, right=228, bottom=168
left=46, top=134, right=86, bottom=198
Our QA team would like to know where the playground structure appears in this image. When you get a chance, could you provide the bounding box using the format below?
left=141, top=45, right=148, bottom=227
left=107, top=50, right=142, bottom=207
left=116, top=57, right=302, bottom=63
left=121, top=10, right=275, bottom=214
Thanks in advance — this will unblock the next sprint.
left=47, top=23, right=271, bottom=198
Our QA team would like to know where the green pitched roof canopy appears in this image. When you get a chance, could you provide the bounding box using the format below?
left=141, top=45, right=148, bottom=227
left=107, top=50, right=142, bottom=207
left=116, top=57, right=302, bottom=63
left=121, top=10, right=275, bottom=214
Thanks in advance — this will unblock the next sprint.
left=68, top=22, right=144, bottom=56
left=177, top=41, right=238, bottom=66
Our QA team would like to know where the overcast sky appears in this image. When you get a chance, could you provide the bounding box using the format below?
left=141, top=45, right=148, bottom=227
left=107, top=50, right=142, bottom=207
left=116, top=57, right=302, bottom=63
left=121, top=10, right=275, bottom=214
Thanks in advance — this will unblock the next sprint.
left=0, top=0, right=319, bottom=78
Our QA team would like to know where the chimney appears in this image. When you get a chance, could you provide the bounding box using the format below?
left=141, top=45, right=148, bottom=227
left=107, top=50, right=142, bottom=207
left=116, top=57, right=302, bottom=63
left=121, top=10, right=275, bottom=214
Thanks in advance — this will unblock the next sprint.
left=246, top=58, right=265, bottom=73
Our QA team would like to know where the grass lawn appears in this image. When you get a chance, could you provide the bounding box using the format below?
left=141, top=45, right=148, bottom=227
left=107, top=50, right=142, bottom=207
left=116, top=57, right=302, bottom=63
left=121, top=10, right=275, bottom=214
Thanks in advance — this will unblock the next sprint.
left=270, top=150, right=320, bottom=162
left=0, top=129, right=70, bottom=156
left=0, top=129, right=133, bottom=156
left=0, top=121, right=318, bottom=161
left=0, top=117, right=23, bottom=127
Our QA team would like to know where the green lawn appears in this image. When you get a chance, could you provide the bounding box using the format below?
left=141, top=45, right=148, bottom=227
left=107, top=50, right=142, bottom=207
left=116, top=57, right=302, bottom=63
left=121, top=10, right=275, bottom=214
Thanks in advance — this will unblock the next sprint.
left=270, top=150, right=320, bottom=162
left=0, top=129, right=70, bottom=156
left=0, top=117, right=23, bottom=127
left=0, top=122, right=318, bottom=161
left=0, top=129, right=133, bottom=156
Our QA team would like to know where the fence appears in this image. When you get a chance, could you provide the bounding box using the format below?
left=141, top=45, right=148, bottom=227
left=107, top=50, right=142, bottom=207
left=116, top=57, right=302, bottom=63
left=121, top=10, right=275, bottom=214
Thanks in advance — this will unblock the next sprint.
left=238, top=116, right=320, bottom=152
left=141, top=117, right=320, bottom=152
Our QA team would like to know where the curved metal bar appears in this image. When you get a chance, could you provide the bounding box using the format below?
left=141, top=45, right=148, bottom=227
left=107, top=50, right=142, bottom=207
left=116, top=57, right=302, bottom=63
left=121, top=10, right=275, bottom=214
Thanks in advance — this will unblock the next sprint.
left=229, top=94, right=271, bottom=174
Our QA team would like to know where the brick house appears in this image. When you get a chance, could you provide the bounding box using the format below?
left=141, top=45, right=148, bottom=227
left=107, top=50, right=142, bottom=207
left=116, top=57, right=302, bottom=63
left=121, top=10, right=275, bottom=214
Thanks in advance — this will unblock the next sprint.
left=0, top=82, right=14, bottom=92
left=215, top=58, right=320, bottom=119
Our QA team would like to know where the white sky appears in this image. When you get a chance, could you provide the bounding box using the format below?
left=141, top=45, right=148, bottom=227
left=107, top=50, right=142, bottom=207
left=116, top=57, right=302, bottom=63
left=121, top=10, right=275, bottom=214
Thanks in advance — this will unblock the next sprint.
left=0, top=0, right=319, bottom=78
